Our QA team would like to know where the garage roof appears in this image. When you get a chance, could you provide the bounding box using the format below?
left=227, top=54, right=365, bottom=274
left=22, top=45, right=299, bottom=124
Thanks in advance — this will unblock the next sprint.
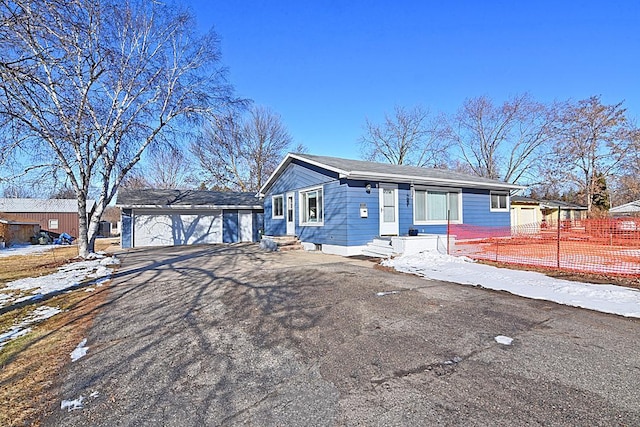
left=116, top=189, right=263, bottom=210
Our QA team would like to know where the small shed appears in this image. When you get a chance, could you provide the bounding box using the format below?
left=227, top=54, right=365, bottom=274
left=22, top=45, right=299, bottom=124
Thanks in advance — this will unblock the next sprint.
left=0, top=214, right=41, bottom=247
left=116, top=189, right=264, bottom=248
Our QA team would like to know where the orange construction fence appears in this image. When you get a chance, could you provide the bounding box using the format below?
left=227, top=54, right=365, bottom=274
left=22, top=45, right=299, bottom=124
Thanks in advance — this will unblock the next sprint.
left=449, top=218, right=640, bottom=277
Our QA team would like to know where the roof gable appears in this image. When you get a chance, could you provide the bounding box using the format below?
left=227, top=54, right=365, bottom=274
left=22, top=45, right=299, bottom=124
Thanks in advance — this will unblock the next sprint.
left=116, top=189, right=262, bottom=208
left=259, top=153, right=524, bottom=195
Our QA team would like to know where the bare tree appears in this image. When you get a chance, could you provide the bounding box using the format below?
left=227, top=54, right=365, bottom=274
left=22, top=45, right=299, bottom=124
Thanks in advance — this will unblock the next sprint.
left=120, top=171, right=151, bottom=190
left=449, top=94, right=555, bottom=183
left=550, top=96, right=634, bottom=212
left=2, top=183, right=32, bottom=198
left=0, top=0, right=235, bottom=256
left=192, top=106, right=295, bottom=192
left=610, top=126, right=640, bottom=206
left=143, top=146, right=193, bottom=189
left=359, top=105, right=450, bottom=167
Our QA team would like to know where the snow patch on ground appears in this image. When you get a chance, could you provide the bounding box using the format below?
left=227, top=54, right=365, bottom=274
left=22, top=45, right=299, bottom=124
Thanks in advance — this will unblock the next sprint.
left=61, top=396, right=84, bottom=412
left=0, top=256, right=118, bottom=308
left=0, top=305, right=62, bottom=348
left=382, top=251, right=640, bottom=318
left=495, top=335, right=514, bottom=345
left=71, top=338, right=88, bottom=362
left=0, top=244, right=56, bottom=258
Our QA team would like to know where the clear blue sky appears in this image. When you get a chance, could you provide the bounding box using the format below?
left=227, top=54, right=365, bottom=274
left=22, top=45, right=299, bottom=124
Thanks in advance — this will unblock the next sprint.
left=188, top=0, right=640, bottom=160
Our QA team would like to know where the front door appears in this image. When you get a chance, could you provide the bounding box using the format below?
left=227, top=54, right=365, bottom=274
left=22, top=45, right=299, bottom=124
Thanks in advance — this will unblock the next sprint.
left=379, top=185, right=399, bottom=236
left=286, top=192, right=295, bottom=236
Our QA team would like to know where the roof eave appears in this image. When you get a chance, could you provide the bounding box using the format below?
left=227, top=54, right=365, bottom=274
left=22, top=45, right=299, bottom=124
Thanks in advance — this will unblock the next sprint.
left=115, top=204, right=263, bottom=210
left=345, top=171, right=525, bottom=190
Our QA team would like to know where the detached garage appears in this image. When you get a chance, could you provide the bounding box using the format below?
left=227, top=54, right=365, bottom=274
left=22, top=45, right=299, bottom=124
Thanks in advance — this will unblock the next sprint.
left=116, top=189, right=263, bottom=248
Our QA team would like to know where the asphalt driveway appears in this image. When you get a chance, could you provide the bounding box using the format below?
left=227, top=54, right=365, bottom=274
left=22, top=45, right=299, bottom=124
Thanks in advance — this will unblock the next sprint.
left=47, top=244, right=640, bottom=426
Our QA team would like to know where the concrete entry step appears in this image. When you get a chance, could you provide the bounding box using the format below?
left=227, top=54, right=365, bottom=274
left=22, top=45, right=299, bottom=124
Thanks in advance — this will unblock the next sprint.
left=262, top=235, right=303, bottom=251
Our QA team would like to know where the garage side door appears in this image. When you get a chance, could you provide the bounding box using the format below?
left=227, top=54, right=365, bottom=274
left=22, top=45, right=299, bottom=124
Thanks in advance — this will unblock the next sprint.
left=133, top=210, right=222, bottom=247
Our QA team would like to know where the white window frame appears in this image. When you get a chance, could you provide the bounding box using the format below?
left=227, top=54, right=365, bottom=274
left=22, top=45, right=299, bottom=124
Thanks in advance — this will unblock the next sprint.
left=272, top=194, right=284, bottom=219
left=48, top=218, right=59, bottom=229
left=413, top=187, right=463, bottom=225
left=490, top=191, right=509, bottom=212
left=298, top=185, right=324, bottom=226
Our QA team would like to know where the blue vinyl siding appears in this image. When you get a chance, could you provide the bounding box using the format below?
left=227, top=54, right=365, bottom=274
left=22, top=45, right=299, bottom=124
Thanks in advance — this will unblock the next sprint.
left=397, top=183, right=414, bottom=236
left=121, top=209, right=132, bottom=248
left=223, top=210, right=239, bottom=243
left=462, top=188, right=510, bottom=227
left=264, top=160, right=338, bottom=238
left=407, top=188, right=510, bottom=234
left=297, top=180, right=347, bottom=245
left=253, top=212, right=264, bottom=241
left=343, top=180, right=380, bottom=246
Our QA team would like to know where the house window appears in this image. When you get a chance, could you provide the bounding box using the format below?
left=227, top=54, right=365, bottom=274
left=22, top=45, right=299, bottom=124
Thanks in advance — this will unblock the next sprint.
left=414, top=188, right=461, bottom=223
left=490, top=192, right=509, bottom=211
left=300, top=186, right=323, bottom=225
left=272, top=195, right=284, bottom=219
left=49, top=219, right=59, bottom=229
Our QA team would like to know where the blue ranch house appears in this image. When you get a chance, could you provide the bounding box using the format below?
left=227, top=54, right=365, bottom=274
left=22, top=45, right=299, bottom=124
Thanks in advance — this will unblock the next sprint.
left=258, top=153, right=523, bottom=256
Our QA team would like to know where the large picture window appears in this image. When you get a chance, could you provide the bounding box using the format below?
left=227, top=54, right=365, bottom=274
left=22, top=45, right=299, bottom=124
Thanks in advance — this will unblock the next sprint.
left=414, top=188, right=461, bottom=223
left=490, top=191, right=509, bottom=211
left=272, top=195, right=284, bottom=218
left=300, top=186, right=323, bottom=225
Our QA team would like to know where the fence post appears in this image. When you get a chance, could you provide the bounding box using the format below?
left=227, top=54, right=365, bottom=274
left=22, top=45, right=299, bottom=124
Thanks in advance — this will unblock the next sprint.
left=557, top=206, right=561, bottom=269
left=447, top=210, right=450, bottom=255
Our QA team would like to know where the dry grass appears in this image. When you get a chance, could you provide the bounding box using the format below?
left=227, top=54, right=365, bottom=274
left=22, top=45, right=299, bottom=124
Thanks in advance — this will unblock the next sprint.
left=0, top=238, right=119, bottom=426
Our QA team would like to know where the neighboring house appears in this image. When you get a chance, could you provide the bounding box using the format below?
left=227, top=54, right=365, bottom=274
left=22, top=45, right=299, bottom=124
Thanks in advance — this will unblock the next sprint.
left=609, top=200, right=640, bottom=217
left=116, top=189, right=264, bottom=248
left=0, top=198, right=93, bottom=238
left=510, top=197, right=587, bottom=227
left=258, top=153, right=523, bottom=256
left=510, top=196, right=542, bottom=227
left=0, top=214, right=41, bottom=246
left=539, top=200, right=588, bottom=223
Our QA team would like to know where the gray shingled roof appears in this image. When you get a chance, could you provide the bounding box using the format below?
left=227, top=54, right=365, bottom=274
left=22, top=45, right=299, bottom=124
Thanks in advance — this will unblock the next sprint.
left=511, top=196, right=539, bottom=204
left=610, top=200, right=640, bottom=213
left=539, top=200, right=587, bottom=210
left=0, top=198, right=94, bottom=213
left=260, top=153, right=523, bottom=194
left=116, top=189, right=262, bottom=208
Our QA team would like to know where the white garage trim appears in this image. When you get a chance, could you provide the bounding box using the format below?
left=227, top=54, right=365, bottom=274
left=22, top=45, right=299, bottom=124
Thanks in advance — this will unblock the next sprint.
left=133, top=209, right=222, bottom=247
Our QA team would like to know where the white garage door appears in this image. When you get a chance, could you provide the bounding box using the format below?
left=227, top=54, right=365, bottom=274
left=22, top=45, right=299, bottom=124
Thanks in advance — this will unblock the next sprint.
left=133, top=210, right=222, bottom=247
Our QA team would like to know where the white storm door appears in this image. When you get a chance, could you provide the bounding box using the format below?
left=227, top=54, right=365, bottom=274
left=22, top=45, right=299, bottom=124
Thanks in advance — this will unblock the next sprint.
left=379, top=185, right=399, bottom=236
left=286, top=192, right=295, bottom=236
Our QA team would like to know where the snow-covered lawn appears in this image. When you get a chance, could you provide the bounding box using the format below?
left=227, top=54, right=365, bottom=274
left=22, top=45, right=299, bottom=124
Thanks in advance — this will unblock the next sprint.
left=382, top=251, right=640, bottom=318
left=0, top=252, right=120, bottom=349
left=0, top=244, right=57, bottom=258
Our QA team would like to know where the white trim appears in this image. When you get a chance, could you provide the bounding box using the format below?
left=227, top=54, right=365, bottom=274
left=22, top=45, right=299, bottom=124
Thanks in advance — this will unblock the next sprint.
left=320, top=243, right=367, bottom=257
left=379, top=183, right=399, bottom=236
left=298, top=185, right=324, bottom=226
left=347, top=171, right=523, bottom=190
left=271, top=194, right=284, bottom=219
left=413, top=187, right=463, bottom=225
left=286, top=192, right=296, bottom=235
left=116, top=204, right=263, bottom=210
left=490, top=191, right=510, bottom=212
